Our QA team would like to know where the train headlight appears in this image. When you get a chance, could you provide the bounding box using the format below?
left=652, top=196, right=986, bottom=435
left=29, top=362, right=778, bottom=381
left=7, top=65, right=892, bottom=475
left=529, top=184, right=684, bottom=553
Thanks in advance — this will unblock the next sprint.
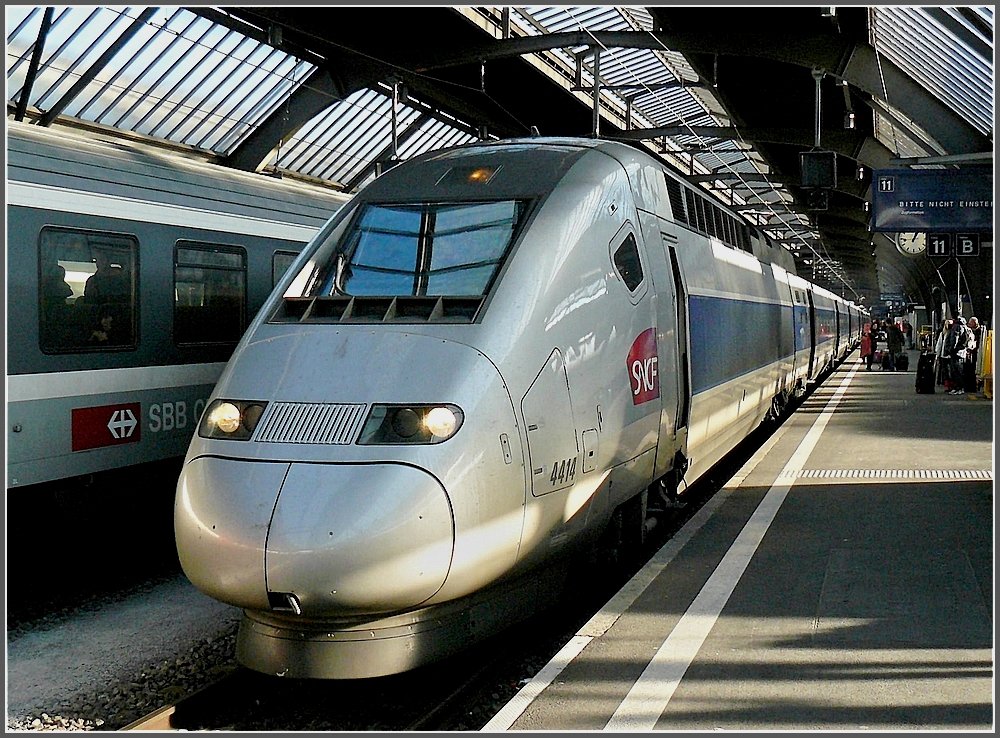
left=199, top=399, right=268, bottom=440
left=423, top=406, right=459, bottom=438
left=358, top=404, right=464, bottom=445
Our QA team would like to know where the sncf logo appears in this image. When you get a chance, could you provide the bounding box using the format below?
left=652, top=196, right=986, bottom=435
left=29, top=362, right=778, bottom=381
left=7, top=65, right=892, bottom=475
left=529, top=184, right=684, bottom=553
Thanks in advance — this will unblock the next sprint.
left=627, top=328, right=659, bottom=405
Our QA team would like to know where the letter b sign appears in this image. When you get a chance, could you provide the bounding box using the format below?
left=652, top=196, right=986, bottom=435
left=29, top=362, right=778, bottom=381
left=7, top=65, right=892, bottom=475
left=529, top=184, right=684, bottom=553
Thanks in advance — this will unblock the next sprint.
left=955, top=233, right=980, bottom=257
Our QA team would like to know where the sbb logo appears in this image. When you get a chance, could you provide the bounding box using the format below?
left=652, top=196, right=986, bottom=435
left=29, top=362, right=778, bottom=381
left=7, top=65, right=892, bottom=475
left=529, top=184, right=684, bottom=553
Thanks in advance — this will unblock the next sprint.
left=627, top=328, right=659, bottom=405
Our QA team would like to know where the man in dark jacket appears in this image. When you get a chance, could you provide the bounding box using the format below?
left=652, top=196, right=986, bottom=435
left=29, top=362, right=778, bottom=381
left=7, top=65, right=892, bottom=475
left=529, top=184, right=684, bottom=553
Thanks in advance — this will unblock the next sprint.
left=887, top=321, right=904, bottom=370
left=944, top=317, right=971, bottom=395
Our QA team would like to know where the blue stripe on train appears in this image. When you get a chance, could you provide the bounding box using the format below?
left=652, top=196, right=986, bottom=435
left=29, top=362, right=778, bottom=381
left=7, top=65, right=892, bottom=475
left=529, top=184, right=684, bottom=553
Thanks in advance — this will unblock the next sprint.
left=688, top=294, right=794, bottom=394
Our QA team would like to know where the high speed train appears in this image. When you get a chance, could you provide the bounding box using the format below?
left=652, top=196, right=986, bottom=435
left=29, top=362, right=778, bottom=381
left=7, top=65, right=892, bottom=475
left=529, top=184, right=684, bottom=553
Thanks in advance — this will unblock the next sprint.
left=6, top=120, right=350, bottom=489
left=174, top=136, right=864, bottom=679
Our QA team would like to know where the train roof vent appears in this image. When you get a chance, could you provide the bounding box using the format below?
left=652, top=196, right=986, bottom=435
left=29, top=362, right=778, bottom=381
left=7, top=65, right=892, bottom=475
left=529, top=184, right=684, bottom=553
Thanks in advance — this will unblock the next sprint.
left=270, top=295, right=483, bottom=324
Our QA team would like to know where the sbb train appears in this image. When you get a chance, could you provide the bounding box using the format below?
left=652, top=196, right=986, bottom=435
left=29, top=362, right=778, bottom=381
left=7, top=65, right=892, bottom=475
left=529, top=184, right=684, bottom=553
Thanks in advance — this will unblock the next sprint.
left=174, top=136, right=864, bottom=679
left=6, top=120, right=350, bottom=489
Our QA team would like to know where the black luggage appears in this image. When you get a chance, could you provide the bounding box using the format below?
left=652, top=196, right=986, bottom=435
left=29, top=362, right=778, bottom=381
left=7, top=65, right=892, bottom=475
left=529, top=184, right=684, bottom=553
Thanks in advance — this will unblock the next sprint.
left=880, top=351, right=893, bottom=370
left=915, top=352, right=935, bottom=393
left=896, top=352, right=909, bottom=371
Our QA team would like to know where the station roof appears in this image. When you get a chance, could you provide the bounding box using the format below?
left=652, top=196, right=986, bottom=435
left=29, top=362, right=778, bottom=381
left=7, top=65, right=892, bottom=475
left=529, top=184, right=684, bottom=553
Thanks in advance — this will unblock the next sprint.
left=6, top=5, right=994, bottom=315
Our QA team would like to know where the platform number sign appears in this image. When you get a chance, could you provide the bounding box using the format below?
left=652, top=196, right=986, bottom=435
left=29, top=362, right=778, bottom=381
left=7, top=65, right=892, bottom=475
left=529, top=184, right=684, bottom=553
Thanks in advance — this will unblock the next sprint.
left=877, top=175, right=895, bottom=193
left=928, top=233, right=951, bottom=257
left=955, top=233, right=980, bottom=257
left=927, top=233, right=982, bottom=258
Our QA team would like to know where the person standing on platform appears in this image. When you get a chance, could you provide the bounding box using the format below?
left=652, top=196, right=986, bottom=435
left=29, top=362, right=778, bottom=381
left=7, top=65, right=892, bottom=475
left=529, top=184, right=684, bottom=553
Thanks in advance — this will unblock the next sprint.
left=944, top=317, right=971, bottom=395
left=934, top=320, right=952, bottom=391
left=860, top=321, right=874, bottom=370
left=887, top=320, right=904, bottom=370
left=965, top=317, right=982, bottom=393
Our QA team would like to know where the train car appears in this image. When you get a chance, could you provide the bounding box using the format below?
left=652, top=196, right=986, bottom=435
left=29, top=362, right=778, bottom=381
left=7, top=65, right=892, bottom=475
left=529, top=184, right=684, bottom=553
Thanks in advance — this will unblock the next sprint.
left=6, top=120, right=351, bottom=489
left=174, top=136, right=856, bottom=679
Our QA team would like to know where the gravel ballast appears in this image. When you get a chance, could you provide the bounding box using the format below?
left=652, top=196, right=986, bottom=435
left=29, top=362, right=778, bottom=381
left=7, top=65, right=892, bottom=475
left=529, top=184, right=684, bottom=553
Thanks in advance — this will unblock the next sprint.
left=7, top=575, right=240, bottom=731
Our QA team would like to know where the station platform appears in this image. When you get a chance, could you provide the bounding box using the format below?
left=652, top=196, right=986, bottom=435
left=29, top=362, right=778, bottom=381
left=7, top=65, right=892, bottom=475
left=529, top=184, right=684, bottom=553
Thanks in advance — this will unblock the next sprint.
left=485, top=350, right=993, bottom=732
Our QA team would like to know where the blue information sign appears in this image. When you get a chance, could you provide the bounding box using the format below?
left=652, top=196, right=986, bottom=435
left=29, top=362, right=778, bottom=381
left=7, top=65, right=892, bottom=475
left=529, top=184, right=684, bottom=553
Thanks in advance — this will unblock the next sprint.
left=872, top=169, right=992, bottom=232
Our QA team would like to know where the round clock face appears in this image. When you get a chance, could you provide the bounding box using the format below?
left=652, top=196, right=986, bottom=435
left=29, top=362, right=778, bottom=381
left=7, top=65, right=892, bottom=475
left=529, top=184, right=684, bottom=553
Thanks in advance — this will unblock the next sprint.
left=896, top=232, right=927, bottom=255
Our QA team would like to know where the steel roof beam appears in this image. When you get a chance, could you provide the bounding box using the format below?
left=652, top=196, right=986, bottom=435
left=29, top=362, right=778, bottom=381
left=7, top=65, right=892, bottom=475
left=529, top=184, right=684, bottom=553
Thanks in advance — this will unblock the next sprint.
left=415, top=29, right=989, bottom=155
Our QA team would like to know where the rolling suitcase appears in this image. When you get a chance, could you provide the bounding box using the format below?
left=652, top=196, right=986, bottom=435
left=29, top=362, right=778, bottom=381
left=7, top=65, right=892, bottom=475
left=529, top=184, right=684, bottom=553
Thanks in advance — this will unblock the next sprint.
left=896, top=352, right=909, bottom=371
left=915, top=352, right=935, bottom=393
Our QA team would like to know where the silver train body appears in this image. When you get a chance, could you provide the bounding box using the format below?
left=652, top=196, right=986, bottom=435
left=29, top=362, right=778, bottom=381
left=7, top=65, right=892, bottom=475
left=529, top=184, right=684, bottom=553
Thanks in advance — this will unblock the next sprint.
left=175, top=137, right=864, bottom=678
left=6, top=121, right=349, bottom=489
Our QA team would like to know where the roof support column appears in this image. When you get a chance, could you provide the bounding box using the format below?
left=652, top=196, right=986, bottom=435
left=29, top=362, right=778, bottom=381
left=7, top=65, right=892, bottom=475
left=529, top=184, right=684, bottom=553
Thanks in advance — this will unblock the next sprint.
left=13, top=6, right=53, bottom=122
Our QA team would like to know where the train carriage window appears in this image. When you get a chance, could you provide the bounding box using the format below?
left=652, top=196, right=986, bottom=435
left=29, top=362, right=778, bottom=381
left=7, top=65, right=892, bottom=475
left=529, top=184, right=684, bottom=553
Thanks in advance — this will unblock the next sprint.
left=712, top=205, right=725, bottom=242
left=174, top=242, right=247, bottom=345
left=272, top=250, right=298, bottom=287
left=612, top=232, right=644, bottom=293
left=696, top=196, right=709, bottom=235
left=705, top=203, right=719, bottom=239
left=738, top=223, right=751, bottom=251
left=665, top=177, right=687, bottom=225
left=38, top=227, right=138, bottom=353
left=723, top=214, right=736, bottom=249
left=682, top=190, right=695, bottom=232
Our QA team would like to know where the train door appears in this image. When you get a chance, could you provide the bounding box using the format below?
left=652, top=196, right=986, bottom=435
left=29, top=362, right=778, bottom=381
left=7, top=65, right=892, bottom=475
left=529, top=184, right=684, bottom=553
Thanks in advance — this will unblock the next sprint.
left=663, top=236, right=691, bottom=443
left=642, top=222, right=690, bottom=482
left=806, top=288, right=818, bottom=379
left=833, top=301, right=842, bottom=358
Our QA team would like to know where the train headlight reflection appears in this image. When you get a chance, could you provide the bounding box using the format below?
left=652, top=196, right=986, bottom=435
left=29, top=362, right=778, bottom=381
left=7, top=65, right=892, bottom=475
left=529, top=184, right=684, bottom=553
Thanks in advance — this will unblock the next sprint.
left=199, top=399, right=268, bottom=440
left=358, top=404, right=464, bottom=445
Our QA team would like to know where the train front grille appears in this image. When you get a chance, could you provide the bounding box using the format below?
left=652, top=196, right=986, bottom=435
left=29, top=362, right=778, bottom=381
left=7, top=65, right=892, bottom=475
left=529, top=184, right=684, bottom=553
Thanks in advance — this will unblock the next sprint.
left=254, top=402, right=367, bottom=445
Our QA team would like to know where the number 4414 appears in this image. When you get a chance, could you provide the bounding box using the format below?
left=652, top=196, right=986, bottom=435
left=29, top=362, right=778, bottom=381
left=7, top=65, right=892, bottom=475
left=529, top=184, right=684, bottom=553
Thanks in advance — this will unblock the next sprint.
left=550, top=456, right=578, bottom=486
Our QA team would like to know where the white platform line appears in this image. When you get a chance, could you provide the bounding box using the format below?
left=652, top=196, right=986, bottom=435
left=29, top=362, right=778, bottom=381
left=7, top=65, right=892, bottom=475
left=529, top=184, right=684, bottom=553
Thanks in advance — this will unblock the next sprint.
left=603, top=363, right=859, bottom=731
left=481, top=382, right=800, bottom=732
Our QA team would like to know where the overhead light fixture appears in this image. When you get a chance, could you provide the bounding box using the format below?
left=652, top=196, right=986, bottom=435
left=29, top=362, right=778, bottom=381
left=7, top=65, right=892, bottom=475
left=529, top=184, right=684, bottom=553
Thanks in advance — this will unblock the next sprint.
left=843, top=111, right=856, bottom=130
left=268, top=24, right=282, bottom=47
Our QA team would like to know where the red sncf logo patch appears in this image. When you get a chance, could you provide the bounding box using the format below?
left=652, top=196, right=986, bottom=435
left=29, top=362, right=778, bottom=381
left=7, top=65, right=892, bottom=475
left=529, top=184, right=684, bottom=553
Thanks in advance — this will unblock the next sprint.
left=627, top=328, right=659, bottom=405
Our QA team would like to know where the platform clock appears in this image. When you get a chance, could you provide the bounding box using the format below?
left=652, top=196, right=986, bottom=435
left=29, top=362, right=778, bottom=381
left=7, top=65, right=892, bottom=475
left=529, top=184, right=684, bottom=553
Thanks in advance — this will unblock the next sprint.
left=895, top=232, right=927, bottom=255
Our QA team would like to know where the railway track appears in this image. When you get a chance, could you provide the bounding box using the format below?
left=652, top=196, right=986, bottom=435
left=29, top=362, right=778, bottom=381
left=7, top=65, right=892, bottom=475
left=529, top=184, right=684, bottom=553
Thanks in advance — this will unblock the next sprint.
left=120, top=620, right=567, bottom=731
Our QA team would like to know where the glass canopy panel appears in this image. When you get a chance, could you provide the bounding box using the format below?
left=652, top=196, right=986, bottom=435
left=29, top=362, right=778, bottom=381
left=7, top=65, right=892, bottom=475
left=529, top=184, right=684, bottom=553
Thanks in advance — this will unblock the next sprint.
left=870, top=6, right=993, bottom=138
left=5, top=6, right=315, bottom=156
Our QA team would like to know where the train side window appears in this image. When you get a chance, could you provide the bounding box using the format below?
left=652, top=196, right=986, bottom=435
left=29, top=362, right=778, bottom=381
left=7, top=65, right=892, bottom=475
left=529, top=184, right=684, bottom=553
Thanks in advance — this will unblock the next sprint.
left=665, top=176, right=687, bottom=225
left=706, top=203, right=719, bottom=240
left=695, top=196, right=708, bottom=235
left=272, top=250, right=298, bottom=288
left=684, top=189, right=698, bottom=232
left=612, top=232, right=644, bottom=293
left=38, top=226, right=138, bottom=354
left=174, top=242, right=247, bottom=345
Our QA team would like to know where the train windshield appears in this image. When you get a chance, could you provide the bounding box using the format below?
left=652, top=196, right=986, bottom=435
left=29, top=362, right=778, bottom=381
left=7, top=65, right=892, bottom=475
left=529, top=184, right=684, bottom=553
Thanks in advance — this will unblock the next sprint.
left=295, top=200, right=528, bottom=298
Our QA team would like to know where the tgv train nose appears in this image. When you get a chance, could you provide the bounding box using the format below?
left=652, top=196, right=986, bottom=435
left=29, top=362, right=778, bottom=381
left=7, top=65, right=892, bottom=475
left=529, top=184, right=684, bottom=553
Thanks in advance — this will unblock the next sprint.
left=175, top=457, right=455, bottom=615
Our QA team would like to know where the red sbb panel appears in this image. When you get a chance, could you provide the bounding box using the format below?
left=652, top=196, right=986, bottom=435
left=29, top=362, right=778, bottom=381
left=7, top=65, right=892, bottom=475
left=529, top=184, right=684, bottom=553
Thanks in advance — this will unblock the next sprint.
left=72, top=403, right=142, bottom=452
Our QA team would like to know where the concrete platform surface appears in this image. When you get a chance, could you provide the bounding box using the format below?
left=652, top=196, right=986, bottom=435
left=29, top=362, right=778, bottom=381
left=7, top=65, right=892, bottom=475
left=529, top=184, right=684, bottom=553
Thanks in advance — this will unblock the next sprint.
left=486, top=355, right=993, bottom=731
